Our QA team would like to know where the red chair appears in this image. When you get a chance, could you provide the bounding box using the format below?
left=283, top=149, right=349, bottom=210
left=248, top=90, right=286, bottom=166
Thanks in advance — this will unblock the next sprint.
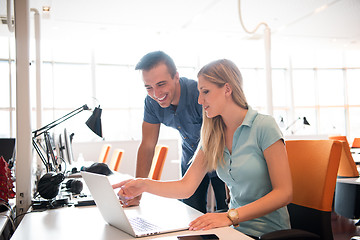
left=260, top=140, right=342, bottom=240
left=108, top=149, right=124, bottom=172
left=98, top=144, right=111, bottom=163
left=329, top=136, right=358, bottom=177
left=352, top=138, right=360, bottom=148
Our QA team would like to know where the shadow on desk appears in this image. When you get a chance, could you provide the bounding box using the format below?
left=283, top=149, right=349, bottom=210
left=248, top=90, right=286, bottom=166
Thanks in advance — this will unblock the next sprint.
left=11, top=192, right=252, bottom=240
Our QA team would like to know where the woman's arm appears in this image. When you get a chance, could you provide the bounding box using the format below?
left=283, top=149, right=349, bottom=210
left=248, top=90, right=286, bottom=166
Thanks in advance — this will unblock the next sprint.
left=113, top=149, right=208, bottom=201
left=232, top=139, right=292, bottom=222
left=189, top=139, right=292, bottom=230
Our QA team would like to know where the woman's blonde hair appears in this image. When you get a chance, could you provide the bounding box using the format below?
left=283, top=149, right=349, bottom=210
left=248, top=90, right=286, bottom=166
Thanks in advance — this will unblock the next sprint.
left=197, top=59, right=248, bottom=171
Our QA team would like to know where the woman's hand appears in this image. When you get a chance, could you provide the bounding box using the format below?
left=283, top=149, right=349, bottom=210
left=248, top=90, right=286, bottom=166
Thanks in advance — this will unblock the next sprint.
left=188, top=212, right=232, bottom=231
left=112, top=178, right=146, bottom=206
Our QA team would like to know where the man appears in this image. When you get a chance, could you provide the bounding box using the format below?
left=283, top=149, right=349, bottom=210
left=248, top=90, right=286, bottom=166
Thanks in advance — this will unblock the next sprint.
left=130, top=51, right=227, bottom=213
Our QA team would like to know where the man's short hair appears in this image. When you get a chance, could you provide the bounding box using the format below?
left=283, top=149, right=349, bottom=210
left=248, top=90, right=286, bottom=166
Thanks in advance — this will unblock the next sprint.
left=135, top=51, right=177, bottom=78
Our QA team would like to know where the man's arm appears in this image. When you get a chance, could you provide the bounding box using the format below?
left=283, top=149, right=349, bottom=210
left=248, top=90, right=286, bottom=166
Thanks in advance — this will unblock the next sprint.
left=136, top=121, right=160, bottom=178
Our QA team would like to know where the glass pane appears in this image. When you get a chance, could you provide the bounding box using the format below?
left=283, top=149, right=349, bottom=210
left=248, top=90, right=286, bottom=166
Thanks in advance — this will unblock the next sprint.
left=286, top=108, right=316, bottom=136
left=42, top=63, right=55, bottom=108
left=10, top=63, right=15, bottom=110
left=0, top=37, right=9, bottom=58
left=0, top=111, right=10, bottom=138
left=273, top=109, right=288, bottom=133
left=0, top=62, right=9, bottom=107
left=272, top=69, right=288, bottom=108
left=53, top=63, right=92, bottom=108
left=96, top=65, right=146, bottom=109
left=347, top=69, right=360, bottom=105
left=317, top=70, right=344, bottom=106
left=344, top=50, right=360, bottom=68
left=292, top=70, right=315, bottom=107
left=241, top=69, right=265, bottom=109
left=349, top=107, right=360, bottom=141
left=318, top=107, right=346, bottom=136
left=50, top=39, right=91, bottom=63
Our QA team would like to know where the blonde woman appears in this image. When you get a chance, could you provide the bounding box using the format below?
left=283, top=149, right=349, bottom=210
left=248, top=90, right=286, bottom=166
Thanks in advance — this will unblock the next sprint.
left=113, top=59, right=292, bottom=238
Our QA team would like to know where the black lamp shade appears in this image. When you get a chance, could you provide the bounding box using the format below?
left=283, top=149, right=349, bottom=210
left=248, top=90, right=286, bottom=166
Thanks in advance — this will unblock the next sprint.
left=303, top=117, right=310, bottom=126
left=86, top=106, right=103, bottom=138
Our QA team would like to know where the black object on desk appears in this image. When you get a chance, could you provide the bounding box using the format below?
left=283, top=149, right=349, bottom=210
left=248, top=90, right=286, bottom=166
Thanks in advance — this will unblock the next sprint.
left=32, top=198, right=69, bottom=210
left=177, top=234, right=219, bottom=240
left=37, top=172, right=65, bottom=200
left=82, top=162, right=113, bottom=176
left=74, top=199, right=95, bottom=207
left=0, top=138, right=16, bottom=169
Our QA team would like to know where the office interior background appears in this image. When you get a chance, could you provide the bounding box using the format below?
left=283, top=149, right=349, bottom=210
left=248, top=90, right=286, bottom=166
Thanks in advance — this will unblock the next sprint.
left=1, top=0, right=360, bottom=145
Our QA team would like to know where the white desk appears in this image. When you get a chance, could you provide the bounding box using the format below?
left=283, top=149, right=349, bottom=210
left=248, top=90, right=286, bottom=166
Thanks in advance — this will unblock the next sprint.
left=11, top=193, right=251, bottom=240
left=337, top=177, right=360, bottom=185
left=352, top=152, right=360, bottom=164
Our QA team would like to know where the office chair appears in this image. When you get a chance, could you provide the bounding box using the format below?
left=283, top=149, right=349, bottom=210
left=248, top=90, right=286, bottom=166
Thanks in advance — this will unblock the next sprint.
left=335, top=141, right=359, bottom=178
left=98, top=144, right=111, bottom=164
left=352, top=138, right=360, bottom=148
left=260, top=140, right=342, bottom=240
left=107, top=149, right=124, bottom=172
left=329, top=135, right=349, bottom=145
left=148, top=145, right=168, bottom=180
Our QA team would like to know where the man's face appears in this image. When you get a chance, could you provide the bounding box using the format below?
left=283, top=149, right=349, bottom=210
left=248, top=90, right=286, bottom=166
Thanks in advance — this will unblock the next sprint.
left=143, top=63, right=180, bottom=108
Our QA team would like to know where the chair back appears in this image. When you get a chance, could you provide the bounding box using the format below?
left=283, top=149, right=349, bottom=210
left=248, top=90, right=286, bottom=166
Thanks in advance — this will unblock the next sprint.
left=285, top=140, right=342, bottom=240
left=98, top=144, right=111, bottom=163
left=352, top=138, right=360, bottom=148
left=329, top=135, right=348, bottom=144
left=329, top=136, right=358, bottom=177
left=148, top=145, right=168, bottom=180
left=108, top=149, right=124, bottom=172
left=337, top=141, right=359, bottom=177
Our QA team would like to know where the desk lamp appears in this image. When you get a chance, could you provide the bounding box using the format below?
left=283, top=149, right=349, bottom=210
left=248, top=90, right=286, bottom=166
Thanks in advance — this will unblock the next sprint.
left=33, top=105, right=102, bottom=201
left=285, top=117, right=310, bottom=134
left=32, top=104, right=102, bottom=173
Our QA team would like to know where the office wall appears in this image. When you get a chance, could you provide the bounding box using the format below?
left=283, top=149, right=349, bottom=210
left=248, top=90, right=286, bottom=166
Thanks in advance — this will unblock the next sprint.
left=72, top=139, right=181, bottom=180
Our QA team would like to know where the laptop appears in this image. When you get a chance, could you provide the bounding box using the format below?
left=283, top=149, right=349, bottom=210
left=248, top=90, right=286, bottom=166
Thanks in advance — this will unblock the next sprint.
left=80, top=171, right=190, bottom=237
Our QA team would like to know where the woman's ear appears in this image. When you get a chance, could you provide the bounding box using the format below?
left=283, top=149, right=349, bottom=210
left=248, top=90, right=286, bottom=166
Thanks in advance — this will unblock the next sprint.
left=224, top=83, right=232, bottom=96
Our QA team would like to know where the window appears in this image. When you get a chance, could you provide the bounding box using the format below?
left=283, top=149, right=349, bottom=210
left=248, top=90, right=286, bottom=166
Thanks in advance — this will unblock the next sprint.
left=292, top=70, right=316, bottom=107
left=317, top=69, right=344, bottom=106
left=1, top=35, right=360, bottom=141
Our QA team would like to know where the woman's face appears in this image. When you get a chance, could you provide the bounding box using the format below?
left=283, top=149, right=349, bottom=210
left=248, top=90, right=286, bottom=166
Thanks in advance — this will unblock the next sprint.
left=197, top=75, right=228, bottom=118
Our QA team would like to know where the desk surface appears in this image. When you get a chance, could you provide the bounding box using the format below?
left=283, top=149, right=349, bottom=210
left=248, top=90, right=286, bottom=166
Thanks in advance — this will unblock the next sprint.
left=352, top=152, right=360, bottom=164
left=11, top=192, right=251, bottom=240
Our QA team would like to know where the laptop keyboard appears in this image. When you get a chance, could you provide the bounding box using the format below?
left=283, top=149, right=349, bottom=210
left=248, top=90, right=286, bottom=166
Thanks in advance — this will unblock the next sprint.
left=129, top=217, right=160, bottom=233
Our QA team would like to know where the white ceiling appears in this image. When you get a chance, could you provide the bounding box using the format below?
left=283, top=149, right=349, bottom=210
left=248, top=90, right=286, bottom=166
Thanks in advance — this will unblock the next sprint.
left=1, top=0, right=360, bottom=50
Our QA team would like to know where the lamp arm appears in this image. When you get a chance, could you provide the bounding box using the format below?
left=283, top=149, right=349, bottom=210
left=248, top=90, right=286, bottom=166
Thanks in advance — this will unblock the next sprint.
left=285, top=117, right=301, bottom=131
left=32, top=138, right=51, bottom=172
left=33, top=104, right=89, bottom=138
